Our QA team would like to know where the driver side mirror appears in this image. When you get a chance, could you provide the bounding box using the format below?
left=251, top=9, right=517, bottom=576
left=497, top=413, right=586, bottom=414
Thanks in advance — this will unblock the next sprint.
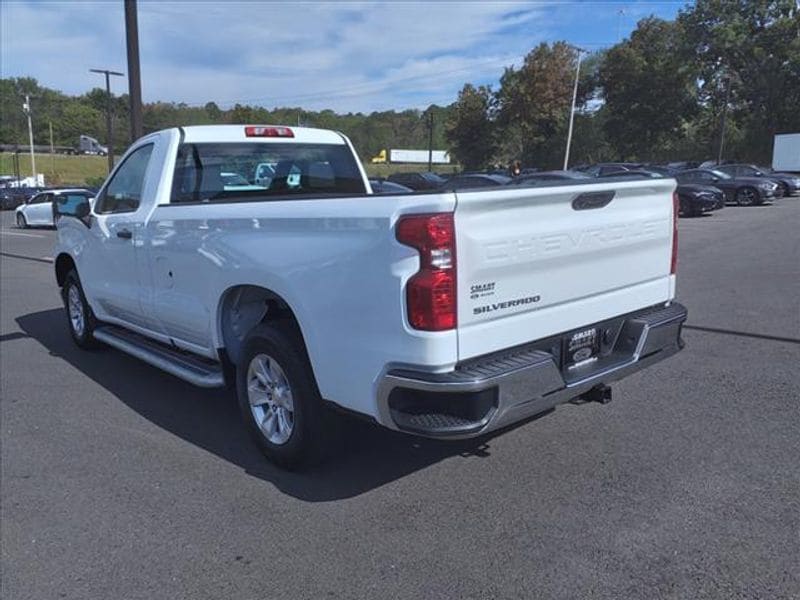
left=711, top=177, right=720, bottom=183
left=54, top=196, right=92, bottom=227
left=754, top=171, right=764, bottom=177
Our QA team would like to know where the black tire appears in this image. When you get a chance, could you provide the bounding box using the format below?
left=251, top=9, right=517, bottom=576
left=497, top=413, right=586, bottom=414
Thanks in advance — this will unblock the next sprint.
left=16, top=213, right=27, bottom=228
left=62, top=270, right=102, bottom=349
left=236, top=322, right=332, bottom=470
left=679, top=198, right=700, bottom=218
left=735, top=187, right=760, bottom=206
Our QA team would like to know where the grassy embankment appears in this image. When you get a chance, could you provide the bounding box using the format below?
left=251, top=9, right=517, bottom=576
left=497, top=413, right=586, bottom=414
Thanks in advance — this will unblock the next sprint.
left=1, top=152, right=460, bottom=186
left=0, top=153, right=108, bottom=187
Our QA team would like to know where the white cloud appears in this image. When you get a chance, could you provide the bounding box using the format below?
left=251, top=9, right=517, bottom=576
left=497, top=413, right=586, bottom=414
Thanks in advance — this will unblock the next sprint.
left=2, top=1, right=554, bottom=112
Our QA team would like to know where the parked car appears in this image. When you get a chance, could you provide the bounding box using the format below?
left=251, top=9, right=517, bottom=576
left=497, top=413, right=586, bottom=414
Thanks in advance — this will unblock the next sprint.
left=53, top=124, right=685, bottom=469
left=597, top=169, right=664, bottom=180
left=510, top=170, right=592, bottom=186
left=0, top=188, right=28, bottom=210
left=643, top=165, right=679, bottom=177
left=675, top=184, right=725, bottom=217
left=386, top=171, right=445, bottom=190
left=665, top=161, right=700, bottom=171
left=714, top=164, right=800, bottom=197
left=16, top=188, right=93, bottom=228
left=579, top=162, right=643, bottom=177
left=369, top=179, right=412, bottom=194
left=438, top=173, right=511, bottom=190
left=675, top=168, right=780, bottom=205
left=597, top=169, right=724, bottom=216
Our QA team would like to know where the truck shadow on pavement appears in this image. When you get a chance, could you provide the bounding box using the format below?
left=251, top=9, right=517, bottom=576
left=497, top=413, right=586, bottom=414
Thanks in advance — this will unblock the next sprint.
left=17, top=309, right=540, bottom=501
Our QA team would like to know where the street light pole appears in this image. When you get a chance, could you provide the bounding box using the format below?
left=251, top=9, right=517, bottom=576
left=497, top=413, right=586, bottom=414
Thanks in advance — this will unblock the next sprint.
left=616, top=8, right=627, bottom=42
left=90, top=68, right=124, bottom=173
left=22, top=95, right=36, bottom=181
left=563, top=47, right=585, bottom=171
left=427, top=111, right=434, bottom=172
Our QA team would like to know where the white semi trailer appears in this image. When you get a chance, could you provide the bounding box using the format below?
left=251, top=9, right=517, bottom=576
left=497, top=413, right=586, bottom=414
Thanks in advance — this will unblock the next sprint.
left=772, top=133, right=800, bottom=172
left=389, top=149, right=450, bottom=164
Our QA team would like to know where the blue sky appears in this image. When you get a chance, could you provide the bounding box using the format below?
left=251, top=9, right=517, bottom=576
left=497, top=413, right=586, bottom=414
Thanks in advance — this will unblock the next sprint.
left=2, top=1, right=685, bottom=113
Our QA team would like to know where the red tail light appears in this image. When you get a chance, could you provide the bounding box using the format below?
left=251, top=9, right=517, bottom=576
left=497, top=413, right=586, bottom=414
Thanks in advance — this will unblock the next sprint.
left=245, top=126, right=294, bottom=138
left=396, top=213, right=457, bottom=331
left=671, top=191, right=679, bottom=274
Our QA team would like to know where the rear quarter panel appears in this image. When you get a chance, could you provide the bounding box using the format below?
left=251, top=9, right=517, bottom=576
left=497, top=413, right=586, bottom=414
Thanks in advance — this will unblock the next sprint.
left=145, top=193, right=458, bottom=417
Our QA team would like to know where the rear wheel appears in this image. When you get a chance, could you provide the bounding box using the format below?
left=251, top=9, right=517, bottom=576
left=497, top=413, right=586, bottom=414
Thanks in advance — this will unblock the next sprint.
left=236, top=322, right=331, bottom=470
left=735, top=187, right=759, bottom=206
left=16, top=213, right=27, bottom=228
left=63, top=270, right=102, bottom=349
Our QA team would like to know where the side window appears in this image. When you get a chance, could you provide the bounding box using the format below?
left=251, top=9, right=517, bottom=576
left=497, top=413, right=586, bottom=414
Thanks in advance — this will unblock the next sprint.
left=96, top=144, right=154, bottom=214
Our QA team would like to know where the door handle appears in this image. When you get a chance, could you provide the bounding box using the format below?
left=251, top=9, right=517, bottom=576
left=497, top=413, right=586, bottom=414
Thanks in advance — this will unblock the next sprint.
left=116, top=229, right=133, bottom=239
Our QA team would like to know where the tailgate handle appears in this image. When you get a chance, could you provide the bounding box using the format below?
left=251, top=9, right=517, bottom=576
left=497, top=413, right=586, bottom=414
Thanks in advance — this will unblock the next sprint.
left=572, top=191, right=615, bottom=210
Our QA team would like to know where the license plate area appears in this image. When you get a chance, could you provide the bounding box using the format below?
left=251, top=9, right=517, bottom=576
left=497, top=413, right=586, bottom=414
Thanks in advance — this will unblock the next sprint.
left=562, top=327, right=600, bottom=370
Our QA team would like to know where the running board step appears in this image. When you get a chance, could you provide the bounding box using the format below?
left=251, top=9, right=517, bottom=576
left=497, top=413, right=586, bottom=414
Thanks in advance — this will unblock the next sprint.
left=93, top=326, right=225, bottom=388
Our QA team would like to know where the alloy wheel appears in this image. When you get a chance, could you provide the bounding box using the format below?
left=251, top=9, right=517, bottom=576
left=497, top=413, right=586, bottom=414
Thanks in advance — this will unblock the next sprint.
left=737, top=188, right=757, bottom=206
left=247, top=353, right=295, bottom=445
left=67, top=285, right=85, bottom=337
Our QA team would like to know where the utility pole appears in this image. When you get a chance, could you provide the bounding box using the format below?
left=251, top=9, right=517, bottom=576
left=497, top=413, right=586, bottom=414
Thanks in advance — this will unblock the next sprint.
left=90, top=68, right=124, bottom=173
left=125, top=0, right=144, bottom=142
left=427, top=111, right=434, bottom=172
left=22, top=95, right=36, bottom=181
left=13, top=147, right=21, bottom=187
left=563, top=46, right=585, bottom=171
left=717, top=76, right=731, bottom=165
left=49, top=121, right=55, bottom=177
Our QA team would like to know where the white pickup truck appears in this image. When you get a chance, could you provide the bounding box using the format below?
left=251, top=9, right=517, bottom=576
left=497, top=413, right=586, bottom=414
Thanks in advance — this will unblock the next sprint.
left=54, top=125, right=687, bottom=468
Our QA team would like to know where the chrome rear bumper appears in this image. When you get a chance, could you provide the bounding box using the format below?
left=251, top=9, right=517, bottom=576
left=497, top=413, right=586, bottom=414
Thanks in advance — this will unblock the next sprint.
left=377, top=302, right=687, bottom=438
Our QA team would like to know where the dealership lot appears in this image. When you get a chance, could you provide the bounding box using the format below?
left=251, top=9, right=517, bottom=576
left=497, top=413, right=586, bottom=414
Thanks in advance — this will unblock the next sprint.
left=1, top=202, right=799, bottom=599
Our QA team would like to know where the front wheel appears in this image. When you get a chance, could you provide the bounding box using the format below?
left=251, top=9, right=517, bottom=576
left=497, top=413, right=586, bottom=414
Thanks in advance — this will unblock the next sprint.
left=236, top=322, right=332, bottom=470
left=63, top=270, right=102, bottom=349
left=736, top=187, right=760, bottom=206
left=16, top=213, right=27, bottom=228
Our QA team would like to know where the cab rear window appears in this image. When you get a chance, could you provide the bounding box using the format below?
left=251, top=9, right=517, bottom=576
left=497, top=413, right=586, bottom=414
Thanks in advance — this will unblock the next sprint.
left=171, top=142, right=366, bottom=203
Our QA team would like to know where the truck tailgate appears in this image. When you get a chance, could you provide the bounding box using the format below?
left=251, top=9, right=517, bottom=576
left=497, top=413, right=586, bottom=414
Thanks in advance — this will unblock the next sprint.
left=455, top=179, right=676, bottom=360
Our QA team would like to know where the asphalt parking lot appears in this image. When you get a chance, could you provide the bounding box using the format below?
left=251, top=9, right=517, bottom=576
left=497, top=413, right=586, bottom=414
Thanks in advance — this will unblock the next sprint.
left=1, top=201, right=799, bottom=599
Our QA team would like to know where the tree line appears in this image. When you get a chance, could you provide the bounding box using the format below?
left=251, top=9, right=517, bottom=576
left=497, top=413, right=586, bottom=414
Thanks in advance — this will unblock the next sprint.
left=447, top=0, right=800, bottom=170
left=0, top=77, right=451, bottom=163
left=2, top=0, right=797, bottom=171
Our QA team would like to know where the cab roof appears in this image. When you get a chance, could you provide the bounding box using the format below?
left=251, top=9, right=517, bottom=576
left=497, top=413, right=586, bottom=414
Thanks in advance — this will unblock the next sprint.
left=179, top=125, right=346, bottom=145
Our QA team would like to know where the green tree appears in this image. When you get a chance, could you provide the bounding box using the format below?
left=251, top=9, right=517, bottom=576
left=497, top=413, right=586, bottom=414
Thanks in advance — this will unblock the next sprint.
left=57, top=103, right=103, bottom=146
left=445, top=84, right=496, bottom=170
left=495, top=42, right=592, bottom=168
left=597, top=17, right=698, bottom=161
left=204, top=101, right=222, bottom=121
left=678, top=0, right=800, bottom=162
